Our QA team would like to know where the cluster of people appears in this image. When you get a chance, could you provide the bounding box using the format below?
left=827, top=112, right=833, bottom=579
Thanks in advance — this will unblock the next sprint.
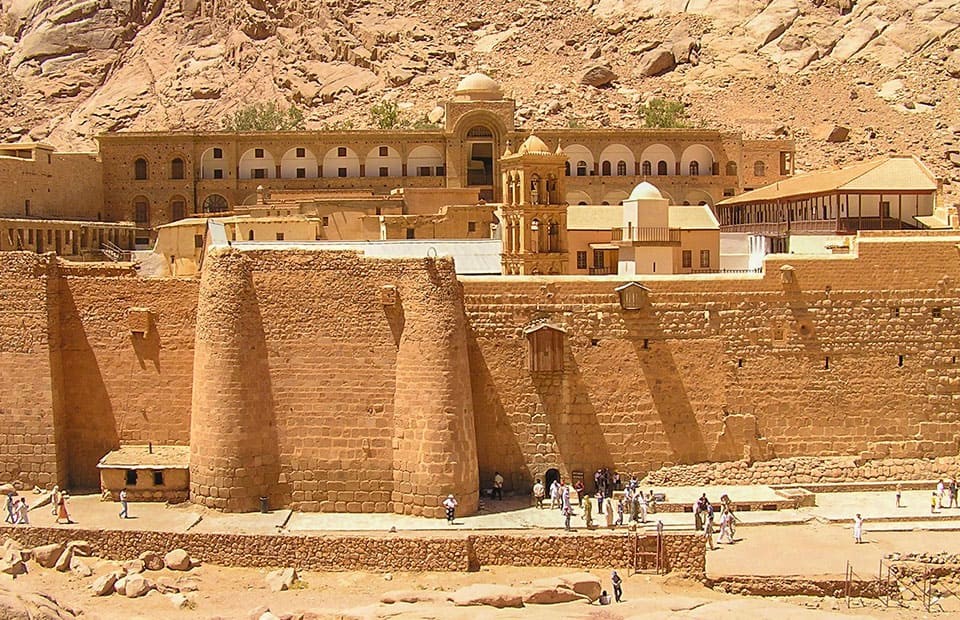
left=4, top=494, right=29, bottom=525
left=934, top=478, right=959, bottom=511
left=695, top=493, right=737, bottom=550
left=531, top=472, right=664, bottom=532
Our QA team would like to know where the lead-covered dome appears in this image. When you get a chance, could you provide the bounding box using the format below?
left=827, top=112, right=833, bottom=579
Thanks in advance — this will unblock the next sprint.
left=454, top=73, right=503, bottom=101
left=517, top=135, right=551, bottom=156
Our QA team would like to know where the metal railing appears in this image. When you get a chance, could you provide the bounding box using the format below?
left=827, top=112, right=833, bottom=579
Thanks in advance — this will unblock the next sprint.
left=101, top=239, right=131, bottom=262
left=612, top=226, right=681, bottom=243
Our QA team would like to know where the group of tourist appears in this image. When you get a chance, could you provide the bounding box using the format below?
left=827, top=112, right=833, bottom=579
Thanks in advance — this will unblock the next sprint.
left=3, top=493, right=29, bottom=525
left=530, top=471, right=665, bottom=532
left=933, top=478, right=959, bottom=511
left=695, top=493, right=737, bottom=550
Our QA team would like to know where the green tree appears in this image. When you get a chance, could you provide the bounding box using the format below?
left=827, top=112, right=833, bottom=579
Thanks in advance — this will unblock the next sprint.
left=370, top=100, right=403, bottom=129
left=638, top=98, right=687, bottom=128
left=222, top=102, right=305, bottom=131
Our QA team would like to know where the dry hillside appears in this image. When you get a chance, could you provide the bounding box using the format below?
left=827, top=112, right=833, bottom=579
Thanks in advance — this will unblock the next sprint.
left=3, top=0, right=960, bottom=196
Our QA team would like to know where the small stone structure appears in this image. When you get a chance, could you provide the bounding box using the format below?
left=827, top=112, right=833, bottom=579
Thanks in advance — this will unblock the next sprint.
left=97, top=445, right=189, bottom=502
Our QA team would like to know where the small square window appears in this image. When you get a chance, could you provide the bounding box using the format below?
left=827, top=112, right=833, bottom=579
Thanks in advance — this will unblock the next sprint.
left=338, top=167, right=347, bottom=177
left=296, top=168, right=306, bottom=178
left=379, top=166, right=389, bottom=177
left=375, top=207, right=382, bottom=216
left=322, top=216, right=329, bottom=226
left=468, top=221, right=477, bottom=233
left=125, top=470, right=138, bottom=486
left=213, top=148, right=223, bottom=159
left=213, top=168, right=223, bottom=179
left=379, top=146, right=389, bottom=157
left=153, top=470, right=164, bottom=486
left=254, top=148, right=264, bottom=158
left=418, top=166, right=431, bottom=177
left=337, top=147, right=347, bottom=157
left=933, top=307, right=943, bottom=318
left=436, top=166, right=445, bottom=176
left=296, top=147, right=305, bottom=158
left=276, top=232, right=284, bottom=241
left=253, top=168, right=266, bottom=179
left=406, top=228, right=415, bottom=239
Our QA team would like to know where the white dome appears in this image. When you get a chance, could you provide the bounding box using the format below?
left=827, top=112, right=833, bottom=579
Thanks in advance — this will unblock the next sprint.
left=628, top=181, right=663, bottom=201
left=518, top=135, right=551, bottom=156
left=454, top=73, right=503, bottom=101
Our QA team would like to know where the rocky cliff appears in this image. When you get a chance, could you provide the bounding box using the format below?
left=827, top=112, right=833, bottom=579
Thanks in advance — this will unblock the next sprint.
left=2, top=0, right=960, bottom=195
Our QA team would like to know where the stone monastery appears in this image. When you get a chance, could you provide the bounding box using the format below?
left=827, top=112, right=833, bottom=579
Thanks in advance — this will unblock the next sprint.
left=0, top=74, right=958, bottom=518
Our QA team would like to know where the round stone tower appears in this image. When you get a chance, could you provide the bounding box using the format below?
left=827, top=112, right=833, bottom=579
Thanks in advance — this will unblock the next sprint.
left=392, top=258, right=480, bottom=517
left=190, top=248, right=279, bottom=512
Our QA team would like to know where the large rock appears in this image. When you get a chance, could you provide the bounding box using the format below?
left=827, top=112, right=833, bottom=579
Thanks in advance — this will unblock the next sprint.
left=0, top=549, right=27, bottom=576
left=69, top=556, right=92, bottom=578
left=164, top=549, right=191, bottom=571
left=522, top=585, right=587, bottom=604
left=449, top=584, right=525, bottom=608
left=123, top=559, right=145, bottom=575
left=811, top=124, right=850, bottom=143
left=946, top=50, right=960, bottom=78
left=265, top=567, right=298, bottom=592
left=90, top=572, right=119, bottom=596
left=124, top=574, right=152, bottom=598
left=556, top=572, right=603, bottom=602
left=580, top=65, right=618, bottom=87
left=381, top=589, right=447, bottom=604
left=139, top=550, right=164, bottom=571
left=167, top=593, right=191, bottom=609
left=0, top=588, right=78, bottom=619
left=744, top=0, right=799, bottom=46
left=53, top=547, right=73, bottom=572
left=32, top=543, right=65, bottom=569
left=638, top=48, right=676, bottom=76
left=66, top=540, right=91, bottom=557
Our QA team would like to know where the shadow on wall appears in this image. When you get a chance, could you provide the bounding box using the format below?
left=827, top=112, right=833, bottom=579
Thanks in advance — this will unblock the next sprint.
left=468, top=328, right=529, bottom=493
left=533, top=344, right=615, bottom=489
left=249, top=290, right=283, bottom=508
left=624, top=309, right=709, bottom=465
left=130, top=325, right=161, bottom=372
left=58, top=284, right=119, bottom=489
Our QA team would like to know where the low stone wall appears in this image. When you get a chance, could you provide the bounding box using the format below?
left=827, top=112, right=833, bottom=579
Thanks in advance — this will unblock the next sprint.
left=643, top=456, right=960, bottom=487
left=0, top=526, right=705, bottom=575
left=707, top=576, right=896, bottom=598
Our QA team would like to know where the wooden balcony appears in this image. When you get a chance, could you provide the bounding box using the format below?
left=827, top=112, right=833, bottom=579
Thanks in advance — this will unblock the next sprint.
left=612, top=226, right=681, bottom=245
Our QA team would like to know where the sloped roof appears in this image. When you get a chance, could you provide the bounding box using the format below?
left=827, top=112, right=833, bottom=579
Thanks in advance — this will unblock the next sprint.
left=717, top=156, right=937, bottom=206
left=668, top=205, right=719, bottom=230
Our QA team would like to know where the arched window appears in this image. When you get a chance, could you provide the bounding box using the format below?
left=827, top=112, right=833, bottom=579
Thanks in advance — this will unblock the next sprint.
left=601, top=161, right=611, bottom=176
left=201, top=194, right=228, bottom=213
left=170, top=197, right=186, bottom=221
left=657, top=160, right=668, bottom=176
left=642, top=161, right=652, bottom=176
left=754, top=160, right=766, bottom=177
left=171, top=158, right=185, bottom=180
left=576, top=161, right=588, bottom=177
left=134, top=158, right=148, bottom=180
left=248, top=230, right=254, bottom=241
left=547, top=221, right=560, bottom=252
left=689, top=161, right=699, bottom=176
left=564, top=161, right=571, bottom=176
left=726, top=161, right=738, bottom=176
left=617, top=160, right=627, bottom=176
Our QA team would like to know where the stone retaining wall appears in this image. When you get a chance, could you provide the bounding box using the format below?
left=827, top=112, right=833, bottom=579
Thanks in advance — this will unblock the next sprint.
left=643, top=456, right=960, bottom=487
left=707, top=576, right=896, bottom=598
left=0, top=526, right=704, bottom=575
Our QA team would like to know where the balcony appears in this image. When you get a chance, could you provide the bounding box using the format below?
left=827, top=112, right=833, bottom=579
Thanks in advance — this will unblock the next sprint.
left=612, top=226, right=681, bottom=245
left=589, top=265, right=617, bottom=275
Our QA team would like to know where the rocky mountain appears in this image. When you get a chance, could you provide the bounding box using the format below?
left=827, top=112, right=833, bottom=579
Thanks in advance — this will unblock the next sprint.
left=3, top=0, right=960, bottom=197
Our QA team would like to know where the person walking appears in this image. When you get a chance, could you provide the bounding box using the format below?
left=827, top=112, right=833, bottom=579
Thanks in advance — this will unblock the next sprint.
left=50, top=486, right=59, bottom=516
left=55, top=493, right=73, bottom=525
left=573, top=479, right=585, bottom=507
left=4, top=494, right=14, bottom=524
left=563, top=503, right=573, bottom=531
left=596, top=490, right=605, bottom=515
left=442, top=494, right=457, bottom=525
left=718, top=507, right=734, bottom=544
left=605, top=496, right=614, bottom=529
left=895, top=483, right=902, bottom=508
left=118, top=489, right=129, bottom=519
left=932, top=491, right=939, bottom=514
left=703, top=515, right=716, bottom=551
left=693, top=497, right=703, bottom=532
left=16, top=498, right=28, bottom=525
left=582, top=494, right=594, bottom=528
left=562, top=484, right=571, bottom=514
left=937, top=479, right=945, bottom=509
left=853, top=513, right=864, bottom=544
left=638, top=491, right=648, bottom=524
left=532, top=479, right=545, bottom=508
left=492, top=472, right=504, bottom=500
left=549, top=479, right=561, bottom=509
left=951, top=478, right=958, bottom=508
left=611, top=570, right=623, bottom=603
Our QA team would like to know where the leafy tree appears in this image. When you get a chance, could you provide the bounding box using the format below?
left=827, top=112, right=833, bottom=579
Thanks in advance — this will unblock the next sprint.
left=638, top=98, right=687, bottom=128
left=370, top=100, right=403, bottom=129
left=222, top=102, right=305, bottom=131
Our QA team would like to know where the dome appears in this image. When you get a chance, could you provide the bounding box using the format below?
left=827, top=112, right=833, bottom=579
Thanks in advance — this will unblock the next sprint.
left=454, top=73, right=503, bottom=101
left=628, top=181, right=663, bottom=201
left=517, top=135, right=551, bottom=156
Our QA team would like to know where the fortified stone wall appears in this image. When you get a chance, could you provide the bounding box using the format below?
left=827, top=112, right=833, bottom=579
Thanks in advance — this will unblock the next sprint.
left=0, top=152, right=103, bottom=220
left=190, top=249, right=478, bottom=516
left=464, top=232, right=960, bottom=492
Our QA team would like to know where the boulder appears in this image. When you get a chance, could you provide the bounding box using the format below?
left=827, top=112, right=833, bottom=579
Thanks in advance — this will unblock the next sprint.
left=557, top=572, right=603, bottom=602
left=265, top=567, right=298, bottom=592
left=638, top=48, right=675, bottom=76
left=124, top=574, right=152, bottom=598
left=32, top=543, right=65, bottom=569
left=53, top=547, right=73, bottom=572
left=0, top=549, right=27, bottom=576
left=67, top=540, right=91, bottom=557
left=113, top=576, right=128, bottom=596
left=90, top=572, right=119, bottom=596
left=167, top=593, right=191, bottom=609
left=164, top=549, right=191, bottom=571
left=580, top=65, right=618, bottom=88
left=69, top=556, right=92, bottom=578
left=522, top=585, right=587, bottom=604
left=0, top=588, right=78, bottom=619
left=811, top=124, right=850, bottom=143
left=139, top=551, right=164, bottom=571
left=671, top=37, right=699, bottom=64
left=946, top=50, right=960, bottom=78
left=123, top=559, right=145, bottom=574
left=381, top=589, right=447, bottom=604
left=449, top=584, right=525, bottom=608
left=744, top=0, right=799, bottom=46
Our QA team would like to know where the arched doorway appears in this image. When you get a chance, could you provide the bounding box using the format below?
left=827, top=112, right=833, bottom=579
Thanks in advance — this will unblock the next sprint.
left=544, top=467, right=561, bottom=494
left=465, top=125, right=495, bottom=200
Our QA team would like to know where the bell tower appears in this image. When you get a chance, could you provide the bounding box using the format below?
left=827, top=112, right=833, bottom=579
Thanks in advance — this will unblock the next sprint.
left=499, top=136, right=569, bottom=275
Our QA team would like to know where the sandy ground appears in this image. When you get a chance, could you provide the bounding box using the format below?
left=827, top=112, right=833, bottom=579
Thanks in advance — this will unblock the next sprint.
left=0, top=560, right=935, bottom=619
